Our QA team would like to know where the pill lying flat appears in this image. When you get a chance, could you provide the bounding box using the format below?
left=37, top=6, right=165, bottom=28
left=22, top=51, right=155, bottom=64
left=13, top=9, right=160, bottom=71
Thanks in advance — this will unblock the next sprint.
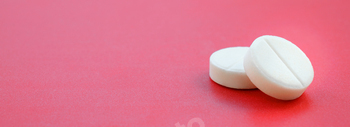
left=244, top=35, right=314, bottom=100
left=210, top=47, right=256, bottom=89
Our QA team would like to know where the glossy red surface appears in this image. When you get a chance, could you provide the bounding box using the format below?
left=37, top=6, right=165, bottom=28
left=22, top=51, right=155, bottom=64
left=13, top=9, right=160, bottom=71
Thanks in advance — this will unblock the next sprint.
left=1, top=0, right=350, bottom=126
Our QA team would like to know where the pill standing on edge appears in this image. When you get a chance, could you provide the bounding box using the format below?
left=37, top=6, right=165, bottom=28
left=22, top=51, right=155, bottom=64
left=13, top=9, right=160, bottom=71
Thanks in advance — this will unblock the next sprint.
left=210, top=47, right=256, bottom=89
left=244, top=35, right=314, bottom=100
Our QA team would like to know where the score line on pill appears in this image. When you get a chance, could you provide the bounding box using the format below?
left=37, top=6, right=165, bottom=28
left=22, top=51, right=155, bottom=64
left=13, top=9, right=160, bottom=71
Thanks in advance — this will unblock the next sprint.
left=244, top=35, right=314, bottom=100
left=210, top=47, right=256, bottom=89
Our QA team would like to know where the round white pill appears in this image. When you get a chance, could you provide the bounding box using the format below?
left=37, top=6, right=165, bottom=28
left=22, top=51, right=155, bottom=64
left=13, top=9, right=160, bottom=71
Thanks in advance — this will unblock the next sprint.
left=244, top=35, right=314, bottom=100
left=210, top=47, right=256, bottom=89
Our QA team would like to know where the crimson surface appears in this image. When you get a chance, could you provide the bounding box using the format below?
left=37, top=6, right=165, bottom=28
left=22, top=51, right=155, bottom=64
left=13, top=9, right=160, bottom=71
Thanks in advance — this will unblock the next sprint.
left=1, top=0, right=350, bottom=126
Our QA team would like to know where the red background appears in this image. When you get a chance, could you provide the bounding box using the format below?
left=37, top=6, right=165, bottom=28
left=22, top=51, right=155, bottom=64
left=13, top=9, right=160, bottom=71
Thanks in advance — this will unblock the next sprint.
left=1, top=0, right=350, bottom=126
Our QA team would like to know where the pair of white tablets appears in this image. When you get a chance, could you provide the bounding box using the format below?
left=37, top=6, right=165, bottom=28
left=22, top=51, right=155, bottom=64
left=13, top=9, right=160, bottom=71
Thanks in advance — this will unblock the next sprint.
left=209, top=35, right=314, bottom=100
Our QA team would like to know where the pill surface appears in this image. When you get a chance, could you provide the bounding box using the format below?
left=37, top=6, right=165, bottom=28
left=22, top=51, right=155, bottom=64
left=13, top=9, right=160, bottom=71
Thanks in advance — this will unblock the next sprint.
left=244, top=35, right=314, bottom=100
left=210, top=47, right=256, bottom=89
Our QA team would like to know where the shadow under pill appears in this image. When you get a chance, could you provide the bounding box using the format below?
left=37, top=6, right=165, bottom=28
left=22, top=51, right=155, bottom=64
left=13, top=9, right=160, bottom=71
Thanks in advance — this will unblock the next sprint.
left=197, top=70, right=311, bottom=125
